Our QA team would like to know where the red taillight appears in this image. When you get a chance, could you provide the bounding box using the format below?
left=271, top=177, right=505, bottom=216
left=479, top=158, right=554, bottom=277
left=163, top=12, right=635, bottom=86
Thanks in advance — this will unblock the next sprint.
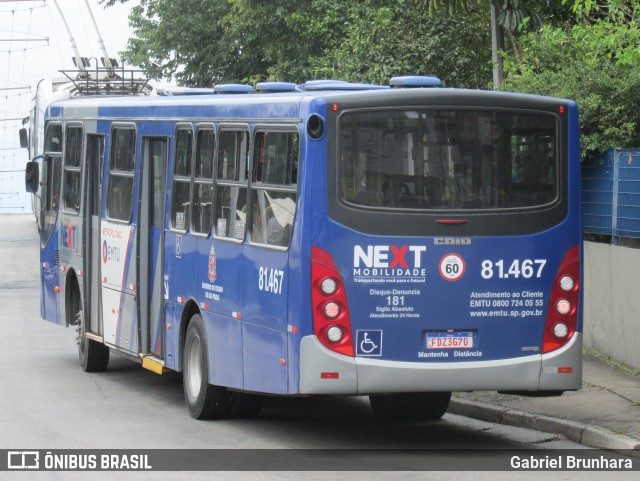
left=311, top=246, right=354, bottom=356
left=543, top=245, right=580, bottom=353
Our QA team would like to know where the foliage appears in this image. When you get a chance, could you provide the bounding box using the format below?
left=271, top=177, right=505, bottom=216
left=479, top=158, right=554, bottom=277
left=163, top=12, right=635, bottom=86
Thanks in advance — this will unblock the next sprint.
left=427, top=0, right=562, bottom=32
left=221, top=0, right=350, bottom=83
left=115, top=0, right=240, bottom=85
left=428, top=0, right=640, bottom=156
left=103, top=0, right=354, bottom=85
left=563, top=0, right=640, bottom=21
left=313, top=1, right=492, bottom=88
left=425, top=1, right=572, bottom=75
left=500, top=21, right=640, bottom=157
left=102, top=0, right=492, bottom=88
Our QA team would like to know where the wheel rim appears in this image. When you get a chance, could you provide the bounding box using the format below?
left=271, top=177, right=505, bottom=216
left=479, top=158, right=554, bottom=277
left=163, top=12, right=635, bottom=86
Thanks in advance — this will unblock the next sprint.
left=186, top=335, right=203, bottom=399
left=77, top=310, right=86, bottom=360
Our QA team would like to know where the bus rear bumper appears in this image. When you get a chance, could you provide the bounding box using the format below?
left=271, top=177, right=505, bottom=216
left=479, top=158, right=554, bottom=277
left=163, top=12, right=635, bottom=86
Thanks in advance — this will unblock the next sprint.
left=299, top=333, right=582, bottom=394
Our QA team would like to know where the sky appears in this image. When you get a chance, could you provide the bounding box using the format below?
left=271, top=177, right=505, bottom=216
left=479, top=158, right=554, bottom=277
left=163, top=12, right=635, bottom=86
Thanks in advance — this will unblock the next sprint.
left=0, top=0, right=138, bottom=214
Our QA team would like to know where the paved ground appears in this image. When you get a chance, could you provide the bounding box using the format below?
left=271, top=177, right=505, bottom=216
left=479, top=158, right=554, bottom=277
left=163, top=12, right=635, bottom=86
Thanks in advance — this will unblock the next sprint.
left=451, top=352, right=640, bottom=454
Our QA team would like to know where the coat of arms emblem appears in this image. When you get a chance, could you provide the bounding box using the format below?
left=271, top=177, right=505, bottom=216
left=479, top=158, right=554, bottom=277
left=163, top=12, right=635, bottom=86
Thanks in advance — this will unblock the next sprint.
left=208, top=246, right=217, bottom=282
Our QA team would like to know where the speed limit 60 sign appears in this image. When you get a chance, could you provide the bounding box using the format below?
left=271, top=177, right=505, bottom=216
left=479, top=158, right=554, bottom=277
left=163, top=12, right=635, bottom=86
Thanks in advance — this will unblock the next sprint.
left=439, top=254, right=466, bottom=281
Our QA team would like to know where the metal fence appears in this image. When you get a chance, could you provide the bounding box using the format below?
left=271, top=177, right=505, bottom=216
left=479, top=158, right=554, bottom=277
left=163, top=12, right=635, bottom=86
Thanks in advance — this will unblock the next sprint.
left=582, top=148, right=640, bottom=241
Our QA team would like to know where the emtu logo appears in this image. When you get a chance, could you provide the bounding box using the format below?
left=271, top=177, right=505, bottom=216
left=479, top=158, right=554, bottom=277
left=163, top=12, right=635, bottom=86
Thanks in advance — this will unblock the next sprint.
left=353, top=245, right=426, bottom=268
left=102, top=241, right=121, bottom=264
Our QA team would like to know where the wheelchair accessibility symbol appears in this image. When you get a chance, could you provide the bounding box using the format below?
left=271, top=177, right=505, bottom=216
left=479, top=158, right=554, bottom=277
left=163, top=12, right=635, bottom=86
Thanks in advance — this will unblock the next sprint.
left=356, top=330, right=383, bottom=357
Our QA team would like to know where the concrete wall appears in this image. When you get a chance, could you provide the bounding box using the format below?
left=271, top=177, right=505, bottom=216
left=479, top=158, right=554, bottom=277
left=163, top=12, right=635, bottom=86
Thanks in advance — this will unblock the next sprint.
left=583, top=241, right=640, bottom=370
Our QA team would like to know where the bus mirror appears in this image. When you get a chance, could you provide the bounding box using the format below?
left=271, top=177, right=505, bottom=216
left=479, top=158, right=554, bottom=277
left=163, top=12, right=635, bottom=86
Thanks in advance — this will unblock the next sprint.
left=25, top=161, right=39, bottom=193
left=19, top=128, right=29, bottom=149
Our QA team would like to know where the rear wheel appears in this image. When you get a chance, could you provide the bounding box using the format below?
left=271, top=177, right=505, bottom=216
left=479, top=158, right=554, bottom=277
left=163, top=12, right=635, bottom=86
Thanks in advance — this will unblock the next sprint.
left=183, top=314, right=228, bottom=419
left=369, top=392, right=452, bottom=422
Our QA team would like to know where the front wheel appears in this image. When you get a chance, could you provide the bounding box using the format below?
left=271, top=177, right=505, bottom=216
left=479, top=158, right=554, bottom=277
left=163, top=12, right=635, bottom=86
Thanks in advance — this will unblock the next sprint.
left=369, top=392, right=452, bottom=422
left=183, top=314, right=228, bottom=419
left=77, top=306, right=109, bottom=372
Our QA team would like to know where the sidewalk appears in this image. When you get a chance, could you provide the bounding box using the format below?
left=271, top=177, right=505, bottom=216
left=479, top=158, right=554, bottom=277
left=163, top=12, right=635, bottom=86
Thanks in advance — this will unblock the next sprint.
left=449, top=352, right=640, bottom=455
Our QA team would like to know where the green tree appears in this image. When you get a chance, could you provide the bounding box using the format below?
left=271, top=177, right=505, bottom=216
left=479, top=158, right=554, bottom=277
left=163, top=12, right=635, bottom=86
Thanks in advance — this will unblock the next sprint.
left=221, top=0, right=350, bottom=83
left=113, top=0, right=245, bottom=85
left=427, top=1, right=568, bottom=72
left=104, top=0, right=351, bottom=85
left=563, top=0, right=639, bottom=21
left=104, top=0, right=492, bottom=87
left=428, top=0, right=559, bottom=31
left=314, top=1, right=492, bottom=88
left=499, top=13, right=640, bottom=156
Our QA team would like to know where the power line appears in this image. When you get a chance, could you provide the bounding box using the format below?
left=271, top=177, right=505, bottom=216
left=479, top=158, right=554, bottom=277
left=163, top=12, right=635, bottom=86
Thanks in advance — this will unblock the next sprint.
left=0, top=37, right=47, bottom=42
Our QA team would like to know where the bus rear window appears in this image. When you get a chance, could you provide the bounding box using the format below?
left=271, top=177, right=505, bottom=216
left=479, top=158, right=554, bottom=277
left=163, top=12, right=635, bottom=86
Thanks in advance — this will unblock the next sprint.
left=339, top=110, right=557, bottom=210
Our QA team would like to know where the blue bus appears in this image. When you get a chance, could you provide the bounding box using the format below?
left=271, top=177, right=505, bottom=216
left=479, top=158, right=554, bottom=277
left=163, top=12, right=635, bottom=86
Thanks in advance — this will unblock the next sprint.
left=25, top=76, right=582, bottom=420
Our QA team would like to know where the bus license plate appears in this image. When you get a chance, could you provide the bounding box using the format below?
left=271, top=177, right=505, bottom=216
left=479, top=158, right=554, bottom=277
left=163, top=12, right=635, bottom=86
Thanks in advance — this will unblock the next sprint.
left=426, top=332, right=474, bottom=349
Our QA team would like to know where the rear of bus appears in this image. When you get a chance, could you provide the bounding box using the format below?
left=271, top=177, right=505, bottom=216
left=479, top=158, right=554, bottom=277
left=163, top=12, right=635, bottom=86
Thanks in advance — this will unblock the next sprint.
left=299, top=88, right=581, bottom=420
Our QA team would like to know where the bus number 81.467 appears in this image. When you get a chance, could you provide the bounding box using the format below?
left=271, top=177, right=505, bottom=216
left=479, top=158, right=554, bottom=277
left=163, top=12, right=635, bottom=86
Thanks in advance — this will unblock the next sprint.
left=481, top=259, right=546, bottom=280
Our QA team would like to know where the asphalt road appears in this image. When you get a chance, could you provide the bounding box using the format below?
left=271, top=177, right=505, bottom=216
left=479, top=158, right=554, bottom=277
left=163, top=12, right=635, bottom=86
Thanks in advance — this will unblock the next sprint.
left=0, top=215, right=636, bottom=480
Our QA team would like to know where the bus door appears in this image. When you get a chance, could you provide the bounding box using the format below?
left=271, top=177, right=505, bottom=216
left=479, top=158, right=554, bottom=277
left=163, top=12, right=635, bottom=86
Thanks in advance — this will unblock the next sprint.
left=241, top=128, right=299, bottom=393
left=138, top=137, right=167, bottom=357
left=101, top=126, right=138, bottom=353
left=83, top=135, right=105, bottom=335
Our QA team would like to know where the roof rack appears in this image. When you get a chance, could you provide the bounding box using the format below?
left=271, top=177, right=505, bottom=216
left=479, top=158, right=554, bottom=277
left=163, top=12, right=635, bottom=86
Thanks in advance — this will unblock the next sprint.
left=60, top=64, right=154, bottom=96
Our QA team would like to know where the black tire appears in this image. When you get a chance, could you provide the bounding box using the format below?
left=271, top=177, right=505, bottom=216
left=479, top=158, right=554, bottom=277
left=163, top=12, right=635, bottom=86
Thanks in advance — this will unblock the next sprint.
left=183, top=314, right=228, bottom=419
left=76, top=298, right=109, bottom=373
left=226, top=391, right=264, bottom=419
left=369, top=392, right=452, bottom=422
left=79, top=336, right=110, bottom=372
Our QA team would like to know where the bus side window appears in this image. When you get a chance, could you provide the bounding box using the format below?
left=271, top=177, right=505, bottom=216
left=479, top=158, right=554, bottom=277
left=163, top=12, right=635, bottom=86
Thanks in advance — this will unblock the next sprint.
left=171, top=128, right=193, bottom=232
left=43, top=124, right=63, bottom=214
left=63, top=125, right=83, bottom=214
left=39, top=124, right=63, bottom=244
left=251, top=130, right=298, bottom=248
left=41, top=155, right=62, bottom=244
left=106, top=128, right=136, bottom=222
left=191, top=129, right=215, bottom=235
left=215, top=130, right=248, bottom=240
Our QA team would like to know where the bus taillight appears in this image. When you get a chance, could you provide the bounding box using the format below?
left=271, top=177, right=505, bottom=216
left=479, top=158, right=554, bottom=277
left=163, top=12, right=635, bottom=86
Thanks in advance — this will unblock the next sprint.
left=311, top=246, right=354, bottom=356
left=543, top=245, right=580, bottom=353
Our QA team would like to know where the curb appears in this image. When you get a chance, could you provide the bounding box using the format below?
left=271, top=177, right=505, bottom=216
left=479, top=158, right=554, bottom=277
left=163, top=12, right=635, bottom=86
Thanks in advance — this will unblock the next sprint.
left=449, top=398, right=640, bottom=457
